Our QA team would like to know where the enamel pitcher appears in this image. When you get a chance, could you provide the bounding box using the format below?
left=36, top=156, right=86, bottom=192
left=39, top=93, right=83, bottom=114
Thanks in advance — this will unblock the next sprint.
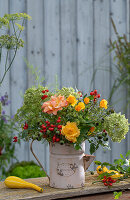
left=30, top=141, right=95, bottom=189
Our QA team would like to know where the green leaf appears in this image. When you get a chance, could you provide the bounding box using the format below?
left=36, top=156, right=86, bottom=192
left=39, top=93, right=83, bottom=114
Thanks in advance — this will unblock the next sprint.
left=114, top=159, right=124, bottom=165
left=90, top=143, right=95, bottom=154
left=101, top=162, right=112, bottom=167
left=126, top=150, right=130, bottom=157
left=113, top=191, right=122, bottom=199
left=120, top=154, right=125, bottom=159
left=94, top=161, right=102, bottom=165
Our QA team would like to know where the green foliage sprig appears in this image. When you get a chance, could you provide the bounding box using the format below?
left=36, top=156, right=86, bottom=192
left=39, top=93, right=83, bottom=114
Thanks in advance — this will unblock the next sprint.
left=0, top=13, right=31, bottom=85
left=109, top=18, right=130, bottom=106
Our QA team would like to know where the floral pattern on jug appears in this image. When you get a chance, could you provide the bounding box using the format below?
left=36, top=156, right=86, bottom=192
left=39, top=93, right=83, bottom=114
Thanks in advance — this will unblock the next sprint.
left=57, top=163, right=78, bottom=177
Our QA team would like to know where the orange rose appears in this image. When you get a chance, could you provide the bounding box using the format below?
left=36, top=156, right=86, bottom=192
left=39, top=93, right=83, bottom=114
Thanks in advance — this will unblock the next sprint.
left=84, top=97, right=90, bottom=104
left=75, top=102, right=85, bottom=111
left=61, top=122, right=80, bottom=143
left=100, top=99, right=108, bottom=109
left=66, top=95, right=78, bottom=106
left=41, top=95, right=68, bottom=115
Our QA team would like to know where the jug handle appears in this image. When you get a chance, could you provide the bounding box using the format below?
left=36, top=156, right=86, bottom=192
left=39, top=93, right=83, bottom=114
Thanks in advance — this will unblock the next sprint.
left=30, top=139, right=50, bottom=182
left=83, top=154, right=96, bottom=171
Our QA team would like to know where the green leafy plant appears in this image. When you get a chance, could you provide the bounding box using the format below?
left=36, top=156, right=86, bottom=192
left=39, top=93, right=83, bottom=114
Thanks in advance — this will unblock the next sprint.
left=0, top=13, right=31, bottom=85
left=0, top=93, right=19, bottom=179
left=6, top=161, right=46, bottom=179
left=109, top=18, right=130, bottom=107
left=113, top=191, right=122, bottom=199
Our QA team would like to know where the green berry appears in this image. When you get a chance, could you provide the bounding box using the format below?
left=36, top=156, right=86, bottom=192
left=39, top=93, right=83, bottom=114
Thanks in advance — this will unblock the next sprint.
left=103, top=137, right=108, bottom=141
left=98, top=135, right=102, bottom=139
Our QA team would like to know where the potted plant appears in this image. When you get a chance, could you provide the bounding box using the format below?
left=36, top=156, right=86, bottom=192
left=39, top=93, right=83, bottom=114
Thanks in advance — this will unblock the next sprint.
left=14, top=86, right=129, bottom=188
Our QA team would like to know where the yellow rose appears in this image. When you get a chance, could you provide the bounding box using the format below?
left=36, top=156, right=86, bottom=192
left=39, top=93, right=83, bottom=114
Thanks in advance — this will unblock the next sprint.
left=66, top=95, right=78, bottom=106
left=61, top=122, right=80, bottom=143
left=100, top=99, right=108, bottom=109
left=75, top=102, right=85, bottom=111
left=84, top=97, right=90, bottom=104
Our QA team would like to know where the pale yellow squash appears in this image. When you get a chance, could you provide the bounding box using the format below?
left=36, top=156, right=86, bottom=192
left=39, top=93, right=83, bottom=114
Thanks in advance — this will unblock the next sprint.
left=4, top=176, right=43, bottom=193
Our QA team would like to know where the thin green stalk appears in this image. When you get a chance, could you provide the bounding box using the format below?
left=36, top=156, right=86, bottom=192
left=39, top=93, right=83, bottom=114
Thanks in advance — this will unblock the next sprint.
left=0, top=47, right=18, bottom=86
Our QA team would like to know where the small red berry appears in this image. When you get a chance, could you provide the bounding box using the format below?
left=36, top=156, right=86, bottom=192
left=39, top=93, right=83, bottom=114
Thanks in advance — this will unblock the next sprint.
left=104, top=183, right=108, bottom=186
left=47, top=124, right=50, bottom=127
left=52, top=136, right=56, bottom=142
left=45, top=89, right=49, bottom=92
left=13, top=136, right=18, bottom=142
left=43, top=134, right=47, bottom=138
left=24, top=122, right=28, bottom=130
left=40, top=130, right=44, bottom=133
left=94, top=95, right=99, bottom=99
left=57, top=125, right=62, bottom=129
left=43, top=129, right=47, bottom=132
left=50, top=124, right=55, bottom=128
left=58, top=117, right=61, bottom=119
left=112, top=180, right=116, bottom=183
left=41, top=124, right=46, bottom=129
left=97, top=94, right=101, bottom=98
left=90, top=91, right=94, bottom=96
left=94, top=90, right=97, bottom=95
left=109, top=183, right=112, bottom=186
left=41, top=95, right=48, bottom=100
left=108, top=177, right=112, bottom=181
left=102, top=179, right=106, bottom=183
left=56, top=138, right=60, bottom=142
left=103, top=129, right=106, bottom=132
left=42, top=90, right=46, bottom=93
left=57, top=119, right=61, bottom=123
left=45, top=121, right=49, bottom=124
left=104, top=176, right=107, bottom=179
left=49, top=127, right=54, bottom=131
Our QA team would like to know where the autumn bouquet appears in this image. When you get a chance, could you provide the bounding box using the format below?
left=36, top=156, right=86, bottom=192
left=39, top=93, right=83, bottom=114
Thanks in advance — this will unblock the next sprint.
left=15, top=86, right=129, bottom=154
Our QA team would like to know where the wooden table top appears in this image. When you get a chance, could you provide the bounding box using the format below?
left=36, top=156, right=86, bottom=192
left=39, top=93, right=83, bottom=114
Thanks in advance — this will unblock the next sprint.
left=0, top=173, right=130, bottom=200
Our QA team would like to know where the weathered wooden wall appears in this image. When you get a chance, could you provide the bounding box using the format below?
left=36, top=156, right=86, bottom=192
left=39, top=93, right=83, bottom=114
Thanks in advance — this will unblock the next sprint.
left=0, top=0, right=129, bottom=173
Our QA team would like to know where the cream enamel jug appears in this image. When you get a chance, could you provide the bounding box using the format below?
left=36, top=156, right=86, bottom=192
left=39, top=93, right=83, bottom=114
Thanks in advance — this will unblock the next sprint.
left=30, top=141, right=95, bottom=189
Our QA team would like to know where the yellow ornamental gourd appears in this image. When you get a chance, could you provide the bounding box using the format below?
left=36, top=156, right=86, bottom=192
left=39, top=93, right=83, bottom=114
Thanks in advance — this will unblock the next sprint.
left=4, top=176, right=43, bottom=193
left=108, top=170, right=124, bottom=179
left=96, top=166, right=124, bottom=179
left=96, top=165, right=109, bottom=175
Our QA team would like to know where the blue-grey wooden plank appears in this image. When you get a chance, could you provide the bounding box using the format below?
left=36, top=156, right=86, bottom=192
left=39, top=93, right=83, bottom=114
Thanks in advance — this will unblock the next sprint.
left=26, top=0, right=47, bottom=172
left=60, top=0, right=78, bottom=88
left=44, top=0, right=61, bottom=174
left=77, top=0, right=94, bottom=171
left=93, top=0, right=111, bottom=165
left=110, top=0, right=128, bottom=161
left=9, top=0, right=29, bottom=163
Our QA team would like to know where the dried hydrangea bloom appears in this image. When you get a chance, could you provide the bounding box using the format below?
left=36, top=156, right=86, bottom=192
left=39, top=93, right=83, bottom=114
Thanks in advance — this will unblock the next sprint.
left=104, top=112, right=129, bottom=142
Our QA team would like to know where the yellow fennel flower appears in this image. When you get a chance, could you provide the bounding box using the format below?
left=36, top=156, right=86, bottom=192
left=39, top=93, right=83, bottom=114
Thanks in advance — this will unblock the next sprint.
left=84, top=97, right=90, bottom=104
left=100, top=99, right=108, bottom=109
left=61, top=122, right=80, bottom=143
left=75, top=102, right=85, bottom=111
left=66, top=95, right=78, bottom=106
